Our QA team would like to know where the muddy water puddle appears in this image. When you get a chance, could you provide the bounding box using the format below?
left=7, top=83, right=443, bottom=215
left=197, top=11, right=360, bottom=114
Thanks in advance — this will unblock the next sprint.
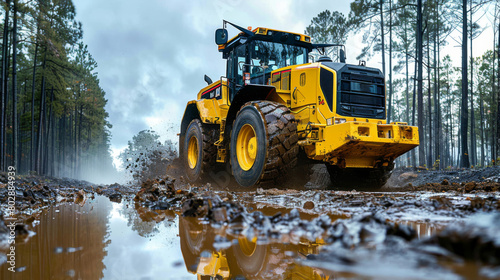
left=0, top=193, right=461, bottom=280
left=0, top=196, right=193, bottom=280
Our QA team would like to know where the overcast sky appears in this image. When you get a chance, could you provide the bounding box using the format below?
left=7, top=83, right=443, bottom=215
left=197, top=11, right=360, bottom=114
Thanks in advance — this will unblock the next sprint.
left=73, top=0, right=496, bottom=167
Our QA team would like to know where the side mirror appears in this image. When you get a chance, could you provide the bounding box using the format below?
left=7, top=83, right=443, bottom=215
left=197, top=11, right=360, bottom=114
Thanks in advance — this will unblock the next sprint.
left=215, top=28, right=228, bottom=45
left=339, top=49, right=346, bottom=63
left=204, top=75, right=213, bottom=85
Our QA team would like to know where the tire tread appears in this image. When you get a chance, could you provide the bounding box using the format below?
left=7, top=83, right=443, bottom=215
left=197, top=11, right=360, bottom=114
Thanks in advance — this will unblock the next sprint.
left=247, top=101, right=299, bottom=185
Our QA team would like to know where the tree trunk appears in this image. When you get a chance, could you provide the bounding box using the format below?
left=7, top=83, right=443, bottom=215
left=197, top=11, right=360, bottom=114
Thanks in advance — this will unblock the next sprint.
left=447, top=83, right=455, bottom=165
left=496, top=14, right=500, bottom=163
left=51, top=103, right=55, bottom=176
left=78, top=102, right=83, bottom=179
left=46, top=88, right=54, bottom=176
left=36, top=49, right=47, bottom=173
left=469, top=0, right=476, bottom=167
left=0, top=0, right=10, bottom=171
left=70, top=112, right=74, bottom=177
left=480, top=93, right=485, bottom=167
left=74, top=86, right=79, bottom=178
left=458, top=109, right=462, bottom=166
left=412, top=53, right=417, bottom=167
left=87, top=109, right=92, bottom=173
left=11, top=0, right=18, bottom=170
left=417, top=0, right=425, bottom=167
left=19, top=93, right=26, bottom=173
left=4, top=33, right=11, bottom=170
left=461, top=0, right=470, bottom=168
left=380, top=0, right=386, bottom=78
left=491, top=82, right=496, bottom=165
left=56, top=117, right=61, bottom=176
left=31, top=33, right=39, bottom=172
left=60, top=114, right=66, bottom=176
left=491, top=12, right=497, bottom=164
left=427, top=30, right=432, bottom=168
left=405, top=40, right=410, bottom=165
left=434, top=3, right=440, bottom=170
left=387, top=0, right=393, bottom=123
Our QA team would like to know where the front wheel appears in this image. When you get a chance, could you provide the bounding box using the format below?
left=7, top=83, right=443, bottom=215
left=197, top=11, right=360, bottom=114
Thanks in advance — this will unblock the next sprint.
left=230, top=101, right=298, bottom=187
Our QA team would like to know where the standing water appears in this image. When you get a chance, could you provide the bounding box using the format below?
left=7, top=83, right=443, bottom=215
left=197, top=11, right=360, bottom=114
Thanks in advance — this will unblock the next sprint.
left=0, top=193, right=453, bottom=280
left=0, top=196, right=194, bottom=280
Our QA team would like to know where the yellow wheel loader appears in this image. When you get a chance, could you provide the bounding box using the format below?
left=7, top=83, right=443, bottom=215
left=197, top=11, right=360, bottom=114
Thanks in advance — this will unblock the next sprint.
left=179, top=21, right=419, bottom=188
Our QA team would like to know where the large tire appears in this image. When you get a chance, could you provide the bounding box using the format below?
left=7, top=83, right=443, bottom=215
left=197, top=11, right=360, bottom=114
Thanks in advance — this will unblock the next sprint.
left=230, top=101, right=298, bottom=187
left=182, top=119, right=218, bottom=182
left=326, top=162, right=394, bottom=190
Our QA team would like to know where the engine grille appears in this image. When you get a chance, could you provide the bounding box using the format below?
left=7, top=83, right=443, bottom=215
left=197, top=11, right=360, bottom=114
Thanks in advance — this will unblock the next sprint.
left=338, top=71, right=385, bottom=119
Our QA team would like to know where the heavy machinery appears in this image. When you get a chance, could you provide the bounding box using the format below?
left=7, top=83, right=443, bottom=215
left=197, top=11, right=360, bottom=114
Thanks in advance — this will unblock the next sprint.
left=179, top=21, right=419, bottom=188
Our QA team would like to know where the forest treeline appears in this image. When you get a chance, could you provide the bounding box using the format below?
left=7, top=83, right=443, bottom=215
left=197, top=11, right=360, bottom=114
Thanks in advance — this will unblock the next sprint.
left=305, top=0, right=500, bottom=169
left=0, top=0, right=115, bottom=179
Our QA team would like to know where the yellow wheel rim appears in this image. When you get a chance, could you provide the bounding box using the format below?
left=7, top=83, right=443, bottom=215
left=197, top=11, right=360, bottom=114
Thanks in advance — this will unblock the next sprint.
left=187, top=136, right=198, bottom=169
left=236, top=124, right=257, bottom=171
left=238, top=236, right=257, bottom=256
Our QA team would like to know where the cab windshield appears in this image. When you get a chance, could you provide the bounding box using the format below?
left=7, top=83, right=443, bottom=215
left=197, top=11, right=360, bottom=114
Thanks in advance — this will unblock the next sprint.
left=249, top=40, right=307, bottom=75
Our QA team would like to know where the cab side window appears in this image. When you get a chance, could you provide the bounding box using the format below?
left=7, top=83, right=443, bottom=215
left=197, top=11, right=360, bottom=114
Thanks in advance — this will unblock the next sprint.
left=227, top=44, right=247, bottom=101
left=227, top=55, right=233, bottom=82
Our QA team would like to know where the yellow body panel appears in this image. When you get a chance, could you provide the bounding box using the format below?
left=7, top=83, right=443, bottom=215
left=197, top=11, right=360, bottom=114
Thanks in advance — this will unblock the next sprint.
left=197, top=99, right=220, bottom=124
left=311, top=122, right=419, bottom=168
left=193, top=80, right=230, bottom=125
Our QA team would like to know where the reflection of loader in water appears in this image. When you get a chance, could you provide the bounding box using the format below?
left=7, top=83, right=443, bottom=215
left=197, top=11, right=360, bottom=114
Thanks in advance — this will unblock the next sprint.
left=179, top=216, right=329, bottom=280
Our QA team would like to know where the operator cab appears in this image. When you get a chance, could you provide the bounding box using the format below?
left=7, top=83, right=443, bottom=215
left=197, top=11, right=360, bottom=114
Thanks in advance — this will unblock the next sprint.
left=216, top=23, right=313, bottom=101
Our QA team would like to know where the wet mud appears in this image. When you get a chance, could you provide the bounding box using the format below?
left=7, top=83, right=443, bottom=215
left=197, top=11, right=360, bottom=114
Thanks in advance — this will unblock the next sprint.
left=0, top=165, right=499, bottom=279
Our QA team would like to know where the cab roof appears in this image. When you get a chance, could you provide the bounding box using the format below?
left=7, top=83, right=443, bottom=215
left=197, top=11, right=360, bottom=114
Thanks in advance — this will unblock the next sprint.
left=218, top=27, right=313, bottom=58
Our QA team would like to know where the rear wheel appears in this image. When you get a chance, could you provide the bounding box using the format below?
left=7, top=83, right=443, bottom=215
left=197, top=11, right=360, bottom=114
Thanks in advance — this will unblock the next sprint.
left=326, top=162, right=394, bottom=190
left=182, top=119, right=218, bottom=182
left=230, top=101, right=298, bottom=187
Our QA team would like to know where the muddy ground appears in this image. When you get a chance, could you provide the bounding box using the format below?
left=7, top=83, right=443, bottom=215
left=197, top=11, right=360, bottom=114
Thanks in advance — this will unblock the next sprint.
left=0, top=164, right=499, bottom=279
